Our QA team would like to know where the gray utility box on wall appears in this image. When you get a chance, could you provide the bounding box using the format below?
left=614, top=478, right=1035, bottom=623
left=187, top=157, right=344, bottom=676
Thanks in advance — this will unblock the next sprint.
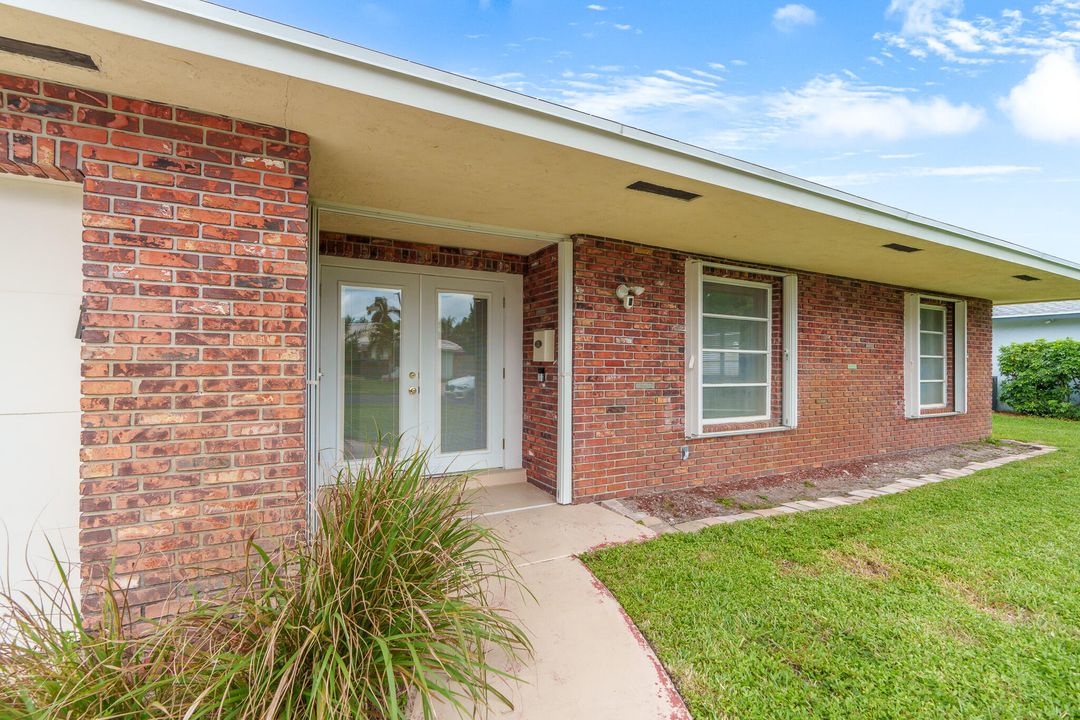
left=533, top=329, right=555, bottom=362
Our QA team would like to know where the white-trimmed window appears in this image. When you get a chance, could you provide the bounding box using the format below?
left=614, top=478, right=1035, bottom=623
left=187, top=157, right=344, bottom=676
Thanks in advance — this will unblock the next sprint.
left=918, top=304, right=947, bottom=408
left=685, top=261, right=799, bottom=437
left=904, top=293, right=967, bottom=418
left=700, top=279, right=772, bottom=422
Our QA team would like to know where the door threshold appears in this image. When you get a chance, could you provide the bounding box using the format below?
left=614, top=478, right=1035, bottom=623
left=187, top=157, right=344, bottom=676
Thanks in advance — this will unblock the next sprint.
left=461, top=467, right=527, bottom=489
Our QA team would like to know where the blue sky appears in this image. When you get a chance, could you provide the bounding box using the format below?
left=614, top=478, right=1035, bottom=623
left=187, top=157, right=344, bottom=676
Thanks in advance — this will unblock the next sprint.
left=218, top=0, right=1080, bottom=263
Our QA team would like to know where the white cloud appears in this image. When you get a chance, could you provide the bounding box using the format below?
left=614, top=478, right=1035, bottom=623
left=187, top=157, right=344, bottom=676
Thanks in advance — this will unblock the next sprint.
left=887, top=0, right=961, bottom=35
left=1000, top=48, right=1080, bottom=141
left=773, top=4, right=817, bottom=32
left=769, top=76, right=984, bottom=141
left=1035, top=1, right=1080, bottom=17
left=585, top=3, right=606, bottom=10
left=880, top=0, right=1080, bottom=65
left=555, top=71, right=741, bottom=118
left=808, top=164, right=1040, bottom=187
left=489, top=63, right=981, bottom=151
left=691, top=69, right=728, bottom=82
left=656, top=69, right=717, bottom=86
left=614, top=23, right=632, bottom=31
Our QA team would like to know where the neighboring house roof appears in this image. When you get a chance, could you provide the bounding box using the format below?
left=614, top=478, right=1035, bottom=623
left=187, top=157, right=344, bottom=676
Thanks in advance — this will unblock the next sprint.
left=4, top=0, right=1080, bottom=303
left=993, top=301, right=1080, bottom=319
left=440, top=340, right=464, bottom=354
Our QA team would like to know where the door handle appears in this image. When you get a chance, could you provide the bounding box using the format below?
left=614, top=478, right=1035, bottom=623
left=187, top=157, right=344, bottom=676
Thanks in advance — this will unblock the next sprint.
left=408, top=386, right=418, bottom=395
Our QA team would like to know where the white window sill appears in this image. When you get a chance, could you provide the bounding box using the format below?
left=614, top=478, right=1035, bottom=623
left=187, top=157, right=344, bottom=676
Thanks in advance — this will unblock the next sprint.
left=689, top=424, right=796, bottom=439
left=905, top=411, right=965, bottom=420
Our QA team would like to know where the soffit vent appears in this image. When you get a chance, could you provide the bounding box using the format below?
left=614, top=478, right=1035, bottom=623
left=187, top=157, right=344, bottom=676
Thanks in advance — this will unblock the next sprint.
left=882, top=242, right=922, bottom=253
left=1013, top=274, right=1041, bottom=282
left=627, top=180, right=701, bottom=201
left=0, top=36, right=98, bottom=71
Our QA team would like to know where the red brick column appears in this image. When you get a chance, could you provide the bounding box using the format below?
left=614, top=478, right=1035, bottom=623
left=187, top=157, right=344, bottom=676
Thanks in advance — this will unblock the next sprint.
left=521, top=245, right=560, bottom=493
left=1, top=73, right=310, bottom=618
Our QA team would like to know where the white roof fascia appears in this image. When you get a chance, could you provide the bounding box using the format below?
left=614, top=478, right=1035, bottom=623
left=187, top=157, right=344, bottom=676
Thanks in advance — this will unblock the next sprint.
left=10, top=0, right=1080, bottom=282
left=994, top=311, right=1080, bottom=320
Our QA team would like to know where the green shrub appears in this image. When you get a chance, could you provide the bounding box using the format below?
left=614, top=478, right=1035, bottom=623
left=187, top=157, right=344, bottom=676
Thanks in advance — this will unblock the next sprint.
left=999, top=338, right=1080, bottom=419
left=0, top=439, right=530, bottom=719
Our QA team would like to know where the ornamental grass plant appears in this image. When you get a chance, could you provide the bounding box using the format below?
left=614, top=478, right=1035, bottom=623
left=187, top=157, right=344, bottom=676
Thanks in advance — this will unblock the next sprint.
left=0, top=438, right=529, bottom=719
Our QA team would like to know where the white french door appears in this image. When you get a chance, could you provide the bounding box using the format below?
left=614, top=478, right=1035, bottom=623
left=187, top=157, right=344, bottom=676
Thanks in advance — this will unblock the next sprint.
left=318, top=265, right=505, bottom=477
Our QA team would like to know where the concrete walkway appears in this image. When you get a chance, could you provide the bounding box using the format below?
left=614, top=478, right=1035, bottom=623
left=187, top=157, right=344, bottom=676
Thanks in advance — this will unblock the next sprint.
left=440, top=483, right=690, bottom=720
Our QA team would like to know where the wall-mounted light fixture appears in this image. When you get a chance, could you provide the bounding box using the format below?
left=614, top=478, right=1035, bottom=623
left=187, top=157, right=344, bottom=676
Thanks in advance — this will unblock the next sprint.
left=615, top=283, right=645, bottom=309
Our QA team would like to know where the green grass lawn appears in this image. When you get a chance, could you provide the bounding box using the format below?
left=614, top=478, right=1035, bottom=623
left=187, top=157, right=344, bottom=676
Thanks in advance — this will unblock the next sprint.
left=583, top=414, right=1080, bottom=719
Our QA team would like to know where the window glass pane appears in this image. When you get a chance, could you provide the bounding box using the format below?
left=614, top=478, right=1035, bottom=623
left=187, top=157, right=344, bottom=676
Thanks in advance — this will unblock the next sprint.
left=703, top=317, right=767, bottom=351
left=439, top=293, right=488, bottom=454
left=341, top=286, right=400, bottom=459
left=702, top=351, right=767, bottom=385
left=920, top=381, right=945, bottom=406
left=920, top=357, right=945, bottom=381
left=703, top=386, right=767, bottom=420
left=703, top=282, right=768, bottom=318
left=920, top=307, right=944, bottom=332
left=920, top=331, right=944, bottom=357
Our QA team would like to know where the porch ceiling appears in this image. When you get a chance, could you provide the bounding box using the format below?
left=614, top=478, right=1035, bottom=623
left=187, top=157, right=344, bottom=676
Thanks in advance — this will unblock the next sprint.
left=4, top=1, right=1080, bottom=303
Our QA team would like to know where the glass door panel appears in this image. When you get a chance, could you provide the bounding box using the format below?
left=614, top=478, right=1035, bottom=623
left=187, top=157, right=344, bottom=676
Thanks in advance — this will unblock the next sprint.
left=439, top=292, right=489, bottom=454
left=318, top=267, right=419, bottom=477
left=340, top=285, right=402, bottom=459
left=421, top=277, right=504, bottom=474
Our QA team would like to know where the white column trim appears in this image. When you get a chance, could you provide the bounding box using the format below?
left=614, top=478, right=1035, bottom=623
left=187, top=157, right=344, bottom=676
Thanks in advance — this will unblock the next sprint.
left=305, top=202, right=321, bottom=535
left=954, top=300, right=968, bottom=414
left=556, top=239, right=574, bottom=505
left=684, top=259, right=703, bottom=437
left=782, top=273, right=799, bottom=428
left=904, top=292, right=922, bottom=419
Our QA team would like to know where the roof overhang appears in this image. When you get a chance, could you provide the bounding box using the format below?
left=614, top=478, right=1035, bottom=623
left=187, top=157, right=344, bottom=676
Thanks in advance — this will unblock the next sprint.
left=4, top=0, right=1080, bottom=303
left=994, top=312, right=1080, bottom=321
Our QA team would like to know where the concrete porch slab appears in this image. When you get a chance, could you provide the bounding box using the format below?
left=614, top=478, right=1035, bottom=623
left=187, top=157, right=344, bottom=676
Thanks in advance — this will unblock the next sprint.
left=480, top=502, right=655, bottom=566
left=465, top=482, right=556, bottom=517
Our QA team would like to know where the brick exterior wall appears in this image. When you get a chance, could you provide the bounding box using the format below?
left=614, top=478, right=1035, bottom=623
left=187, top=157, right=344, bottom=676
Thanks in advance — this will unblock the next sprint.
left=521, top=245, right=560, bottom=493
left=320, top=232, right=527, bottom=274
left=572, top=235, right=993, bottom=501
left=1, top=72, right=310, bottom=619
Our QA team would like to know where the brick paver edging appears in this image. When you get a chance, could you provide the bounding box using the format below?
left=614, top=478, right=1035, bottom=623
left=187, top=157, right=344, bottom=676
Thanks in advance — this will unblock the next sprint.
left=600, top=442, right=1058, bottom=534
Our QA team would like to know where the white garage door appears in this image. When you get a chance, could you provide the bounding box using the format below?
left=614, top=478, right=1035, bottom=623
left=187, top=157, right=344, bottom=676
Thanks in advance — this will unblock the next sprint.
left=0, top=175, right=82, bottom=604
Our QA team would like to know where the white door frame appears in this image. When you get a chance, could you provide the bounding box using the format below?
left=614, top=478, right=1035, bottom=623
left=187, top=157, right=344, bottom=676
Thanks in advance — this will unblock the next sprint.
left=315, top=255, right=523, bottom=482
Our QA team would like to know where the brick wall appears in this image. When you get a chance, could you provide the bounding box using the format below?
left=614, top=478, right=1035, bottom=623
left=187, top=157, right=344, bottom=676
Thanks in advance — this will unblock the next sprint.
left=572, top=235, right=993, bottom=501
left=1, top=72, right=310, bottom=619
left=320, top=232, right=527, bottom=274
left=522, top=245, right=560, bottom=493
